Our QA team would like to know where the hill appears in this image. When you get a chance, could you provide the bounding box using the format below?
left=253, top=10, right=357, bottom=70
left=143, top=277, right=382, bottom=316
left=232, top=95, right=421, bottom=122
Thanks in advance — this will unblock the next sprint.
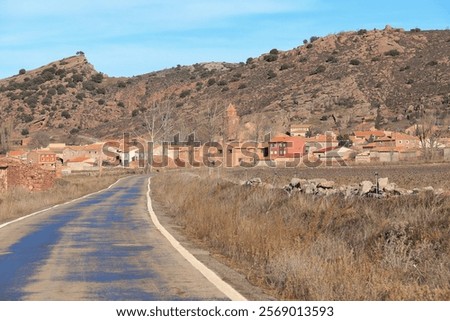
left=1, top=26, right=449, bottom=147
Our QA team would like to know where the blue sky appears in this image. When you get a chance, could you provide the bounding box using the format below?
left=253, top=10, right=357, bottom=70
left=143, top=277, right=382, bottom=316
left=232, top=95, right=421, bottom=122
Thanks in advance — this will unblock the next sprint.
left=0, top=0, right=449, bottom=78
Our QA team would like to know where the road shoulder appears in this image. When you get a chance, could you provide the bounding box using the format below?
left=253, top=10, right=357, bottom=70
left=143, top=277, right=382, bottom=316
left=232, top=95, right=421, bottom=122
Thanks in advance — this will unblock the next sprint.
left=149, top=177, right=274, bottom=301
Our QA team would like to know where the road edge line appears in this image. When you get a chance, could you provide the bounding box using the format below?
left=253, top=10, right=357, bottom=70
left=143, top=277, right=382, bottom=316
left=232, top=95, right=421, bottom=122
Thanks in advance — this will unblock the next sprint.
left=0, top=176, right=129, bottom=230
left=146, top=177, right=247, bottom=301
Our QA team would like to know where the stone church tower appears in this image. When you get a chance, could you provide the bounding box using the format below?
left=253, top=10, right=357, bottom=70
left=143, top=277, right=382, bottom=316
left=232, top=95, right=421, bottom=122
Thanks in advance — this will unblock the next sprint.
left=224, top=103, right=240, bottom=141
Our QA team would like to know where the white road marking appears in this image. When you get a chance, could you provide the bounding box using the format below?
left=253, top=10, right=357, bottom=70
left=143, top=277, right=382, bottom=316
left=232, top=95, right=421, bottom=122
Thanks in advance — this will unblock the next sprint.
left=146, top=177, right=247, bottom=301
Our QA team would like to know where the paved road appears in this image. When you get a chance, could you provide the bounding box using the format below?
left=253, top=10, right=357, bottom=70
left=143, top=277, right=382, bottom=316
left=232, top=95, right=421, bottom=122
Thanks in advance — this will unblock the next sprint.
left=0, top=176, right=229, bottom=300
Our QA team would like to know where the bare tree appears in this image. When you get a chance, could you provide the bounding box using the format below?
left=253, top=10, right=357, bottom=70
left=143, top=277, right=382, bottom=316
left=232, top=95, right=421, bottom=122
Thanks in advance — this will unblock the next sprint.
left=0, top=120, right=13, bottom=153
left=253, top=113, right=272, bottom=143
left=188, top=101, right=224, bottom=143
left=140, top=100, right=174, bottom=142
left=29, top=132, right=50, bottom=149
left=416, top=110, right=442, bottom=160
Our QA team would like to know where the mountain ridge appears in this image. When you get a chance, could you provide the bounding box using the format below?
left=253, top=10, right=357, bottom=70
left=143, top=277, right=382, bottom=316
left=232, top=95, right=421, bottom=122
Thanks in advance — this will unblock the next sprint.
left=1, top=26, right=449, bottom=146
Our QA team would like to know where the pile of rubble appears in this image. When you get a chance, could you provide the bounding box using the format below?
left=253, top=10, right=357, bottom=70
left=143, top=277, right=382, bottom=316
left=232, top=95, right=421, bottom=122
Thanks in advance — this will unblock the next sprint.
left=242, top=176, right=444, bottom=198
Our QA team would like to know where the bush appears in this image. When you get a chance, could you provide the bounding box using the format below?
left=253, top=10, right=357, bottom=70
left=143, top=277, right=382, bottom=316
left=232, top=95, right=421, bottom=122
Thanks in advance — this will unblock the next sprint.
left=280, top=63, right=293, bottom=71
left=97, top=99, right=105, bottom=105
left=399, top=65, right=410, bottom=71
left=56, top=84, right=67, bottom=95
left=410, top=28, right=421, bottom=32
left=41, top=71, right=55, bottom=82
left=19, top=69, right=26, bottom=75
left=426, top=60, right=438, bottom=67
left=246, top=57, right=254, bottom=65
left=349, top=59, right=361, bottom=65
left=179, top=89, right=191, bottom=98
left=269, top=48, right=279, bottom=55
left=25, top=96, right=38, bottom=108
left=70, top=128, right=80, bottom=135
left=207, top=78, right=216, bottom=86
left=72, top=74, right=84, bottom=83
left=117, top=101, right=125, bottom=108
left=306, top=43, right=313, bottom=49
left=61, top=110, right=71, bottom=119
left=326, top=56, right=338, bottom=63
left=117, top=81, right=126, bottom=88
left=131, top=109, right=139, bottom=117
left=96, top=87, right=106, bottom=95
left=82, top=80, right=96, bottom=91
left=20, top=114, right=34, bottom=123
left=357, top=29, right=368, bottom=35
left=384, top=49, right=400, bottom=57
left=267, top=70, right=277, bottom=79
left=310, top=65, right=326, bottom=75
left=217, top=80, right=228, bottom=86
left=21, top=128, right=29, bottom=136
left=75, top=93, right=85, bottom=100
left=91, top=73, right=104, bottom=83
left=310, top=36, right=320, bottom=43
left=263, top=54, right=278, bottom=62
left=238, top=83, right=247, bottom=90
left=41, top=96, right=52, bottom=105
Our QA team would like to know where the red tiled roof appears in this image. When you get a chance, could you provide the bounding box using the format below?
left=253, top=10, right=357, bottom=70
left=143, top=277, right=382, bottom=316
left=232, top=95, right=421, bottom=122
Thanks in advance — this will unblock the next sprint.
left=270, top=136, right=306, bottom=142
left=8, top=150, right=27, bottom=157
left=66, top=156, right=92, bottom=163
left=391, top=132, right=419, bottom=140
left=353, top=130, right=386, bottom=138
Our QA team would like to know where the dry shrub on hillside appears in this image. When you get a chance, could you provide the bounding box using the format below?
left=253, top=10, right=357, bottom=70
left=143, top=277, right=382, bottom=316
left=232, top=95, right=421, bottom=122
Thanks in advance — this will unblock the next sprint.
left=152, top=172, right=450, bottom=300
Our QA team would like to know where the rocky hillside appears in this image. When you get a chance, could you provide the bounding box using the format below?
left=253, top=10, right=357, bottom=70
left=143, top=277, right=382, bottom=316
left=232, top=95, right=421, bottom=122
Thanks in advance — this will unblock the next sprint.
left=1, top=26, right=449, bottom=145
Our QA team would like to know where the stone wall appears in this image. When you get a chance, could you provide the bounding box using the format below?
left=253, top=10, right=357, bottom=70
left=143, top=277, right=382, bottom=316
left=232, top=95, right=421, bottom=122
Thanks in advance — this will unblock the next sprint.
left=1, top=160, right=55, bottom=191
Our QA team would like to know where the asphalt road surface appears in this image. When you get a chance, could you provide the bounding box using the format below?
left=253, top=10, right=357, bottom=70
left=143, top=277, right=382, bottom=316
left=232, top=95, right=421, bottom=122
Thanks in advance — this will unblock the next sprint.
left=0, top=175, right=230, bottom=300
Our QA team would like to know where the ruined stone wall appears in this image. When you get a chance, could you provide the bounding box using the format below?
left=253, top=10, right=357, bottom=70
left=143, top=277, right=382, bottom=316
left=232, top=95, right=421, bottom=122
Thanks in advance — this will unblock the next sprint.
left=6, top=163, right=55, bottom=191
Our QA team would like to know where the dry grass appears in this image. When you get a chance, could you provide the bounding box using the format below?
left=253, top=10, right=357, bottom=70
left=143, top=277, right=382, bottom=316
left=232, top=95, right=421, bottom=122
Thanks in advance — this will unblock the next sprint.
left=152, top=171, right=450, bottom=300
left=0, top=171, right=130, bottom=224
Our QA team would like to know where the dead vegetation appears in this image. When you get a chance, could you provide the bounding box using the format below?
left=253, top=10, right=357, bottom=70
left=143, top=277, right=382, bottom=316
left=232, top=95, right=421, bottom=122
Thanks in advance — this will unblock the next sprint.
left=0, top=172, right=128, bottom=224
left=152, top=170, right=450, bottom=300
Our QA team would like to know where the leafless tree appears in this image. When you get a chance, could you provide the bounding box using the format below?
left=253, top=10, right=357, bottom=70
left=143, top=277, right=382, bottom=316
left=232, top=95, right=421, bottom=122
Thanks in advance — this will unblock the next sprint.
left=192, top=100, right=224, bottom=143
left=139, top=100, right=174, bottom=142
left=0, top=120, right=13, bottom=153
left=416, top=109, right=443, bottom=160
left=29, top=132, right=50, bottom=149
left=253, top=113, right=272, bottom=143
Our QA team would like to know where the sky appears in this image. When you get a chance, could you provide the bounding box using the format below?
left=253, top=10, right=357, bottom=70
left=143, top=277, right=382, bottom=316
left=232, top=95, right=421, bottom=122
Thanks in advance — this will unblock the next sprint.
left=0, top=0, right=449, bottom=78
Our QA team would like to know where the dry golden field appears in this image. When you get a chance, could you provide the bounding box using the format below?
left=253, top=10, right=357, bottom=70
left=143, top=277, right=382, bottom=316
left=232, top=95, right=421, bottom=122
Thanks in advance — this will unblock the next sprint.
left=152, top=164, right=450, bottom=300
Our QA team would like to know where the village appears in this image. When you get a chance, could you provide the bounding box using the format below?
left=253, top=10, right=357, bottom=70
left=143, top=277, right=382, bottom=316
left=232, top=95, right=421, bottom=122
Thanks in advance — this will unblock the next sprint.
left=1, top=103, right=450, bottom=193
